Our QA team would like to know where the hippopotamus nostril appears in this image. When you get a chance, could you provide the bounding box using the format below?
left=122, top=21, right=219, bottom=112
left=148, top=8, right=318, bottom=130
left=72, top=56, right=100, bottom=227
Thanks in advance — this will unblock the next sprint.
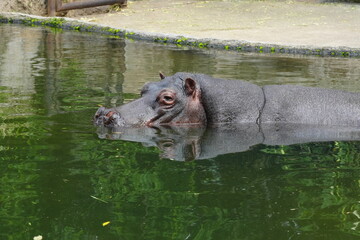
left=94, top=107, right=116, bottom=126
left=105, top=111, right=116, bottom=118
left=93, top=107, right=125, bottom=127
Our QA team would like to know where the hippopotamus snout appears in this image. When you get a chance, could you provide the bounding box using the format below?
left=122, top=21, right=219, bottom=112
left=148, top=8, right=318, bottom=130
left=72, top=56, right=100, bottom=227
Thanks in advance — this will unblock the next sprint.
left=94, top=107, right=124, bottom=127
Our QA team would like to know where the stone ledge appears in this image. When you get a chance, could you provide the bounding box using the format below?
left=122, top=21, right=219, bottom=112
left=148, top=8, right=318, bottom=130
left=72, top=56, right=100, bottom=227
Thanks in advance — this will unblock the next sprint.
left=1, top=12, right=359, bottom=58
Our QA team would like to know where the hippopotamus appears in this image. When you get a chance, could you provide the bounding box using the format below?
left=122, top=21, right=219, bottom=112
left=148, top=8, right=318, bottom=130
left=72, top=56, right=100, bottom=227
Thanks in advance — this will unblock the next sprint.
left=94, top=72, right=360, bottom=128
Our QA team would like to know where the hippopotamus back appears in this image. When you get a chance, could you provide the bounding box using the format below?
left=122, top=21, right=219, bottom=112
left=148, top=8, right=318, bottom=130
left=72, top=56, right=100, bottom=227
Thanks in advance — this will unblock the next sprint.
left=261, top=85, right=360, bottom=126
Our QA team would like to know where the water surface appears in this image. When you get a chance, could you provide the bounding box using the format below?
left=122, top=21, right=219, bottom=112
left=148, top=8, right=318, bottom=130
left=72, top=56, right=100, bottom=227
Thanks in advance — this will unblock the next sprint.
left=1, top=24, right=360, bottom=239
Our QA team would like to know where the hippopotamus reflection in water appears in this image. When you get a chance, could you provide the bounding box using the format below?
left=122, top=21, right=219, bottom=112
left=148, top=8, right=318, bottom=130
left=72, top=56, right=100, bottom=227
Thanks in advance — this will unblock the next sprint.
left=96, top=124, right=360, bottom=161
left=94, top=72, right=360, bottom=160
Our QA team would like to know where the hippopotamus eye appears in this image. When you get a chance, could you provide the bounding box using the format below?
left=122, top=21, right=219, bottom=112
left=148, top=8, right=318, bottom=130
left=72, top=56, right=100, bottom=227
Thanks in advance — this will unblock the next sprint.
left=164, top=96, right=173, bottom=102
left=161, top=95, right=175, bottom=105
left=158, top=90, right=176, bottom=106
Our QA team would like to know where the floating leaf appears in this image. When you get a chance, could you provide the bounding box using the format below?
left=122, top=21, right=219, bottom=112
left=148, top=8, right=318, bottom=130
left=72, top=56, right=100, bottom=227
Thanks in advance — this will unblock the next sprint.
left=90, top=195, right=108, bottom=203
left=102, top=221, right=110, bottom=226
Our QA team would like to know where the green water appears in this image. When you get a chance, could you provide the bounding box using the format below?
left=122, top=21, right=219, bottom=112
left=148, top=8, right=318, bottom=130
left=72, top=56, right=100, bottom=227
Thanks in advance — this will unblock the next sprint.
left=1, top=24, right=360, bottom=239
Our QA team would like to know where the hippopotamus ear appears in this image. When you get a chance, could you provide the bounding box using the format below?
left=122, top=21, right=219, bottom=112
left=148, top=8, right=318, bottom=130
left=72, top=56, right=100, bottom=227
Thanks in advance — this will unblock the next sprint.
left=159, top=72, right=166, bottom=80
left=185, top=78, right=199, bottom=98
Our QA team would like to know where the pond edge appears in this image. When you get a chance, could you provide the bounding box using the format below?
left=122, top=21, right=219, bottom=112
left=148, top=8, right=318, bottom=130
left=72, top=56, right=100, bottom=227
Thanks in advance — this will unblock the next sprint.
left=1, top=12, right=359, bottom=58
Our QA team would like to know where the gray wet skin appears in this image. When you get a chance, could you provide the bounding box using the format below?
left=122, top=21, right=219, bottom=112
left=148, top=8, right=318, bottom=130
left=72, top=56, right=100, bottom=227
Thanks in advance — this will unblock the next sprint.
left=94, top=72, right=360, bottom=128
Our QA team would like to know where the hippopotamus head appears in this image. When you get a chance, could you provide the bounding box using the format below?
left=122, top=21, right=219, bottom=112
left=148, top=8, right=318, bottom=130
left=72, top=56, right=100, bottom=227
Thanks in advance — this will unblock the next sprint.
left=94, top=73, right=207, bottom=127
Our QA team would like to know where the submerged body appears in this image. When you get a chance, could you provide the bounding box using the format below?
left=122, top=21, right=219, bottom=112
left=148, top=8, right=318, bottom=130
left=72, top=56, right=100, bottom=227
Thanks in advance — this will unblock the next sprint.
left=94, top=72, right=360, bottom=128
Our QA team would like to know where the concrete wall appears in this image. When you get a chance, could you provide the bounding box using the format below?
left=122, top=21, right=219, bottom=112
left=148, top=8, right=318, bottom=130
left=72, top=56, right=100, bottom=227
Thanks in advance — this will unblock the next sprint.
left=0, top=0, right=47, bottom=16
